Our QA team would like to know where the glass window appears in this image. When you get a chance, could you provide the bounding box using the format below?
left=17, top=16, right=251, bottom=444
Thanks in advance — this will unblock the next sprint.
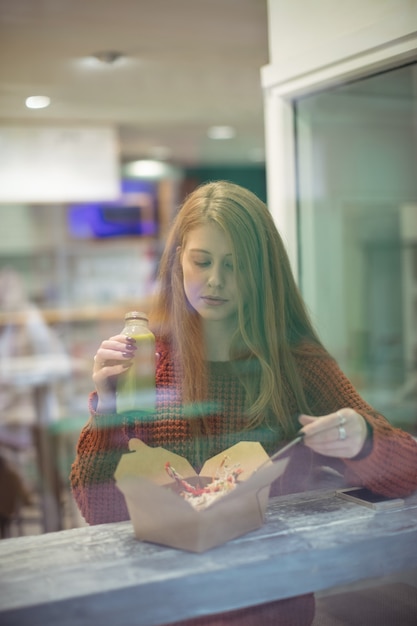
left=294, top=63, right=417, bottom=433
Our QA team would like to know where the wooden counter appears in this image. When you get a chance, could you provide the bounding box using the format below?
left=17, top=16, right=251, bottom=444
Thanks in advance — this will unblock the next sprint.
left=1, top=488, right=417, bottom=625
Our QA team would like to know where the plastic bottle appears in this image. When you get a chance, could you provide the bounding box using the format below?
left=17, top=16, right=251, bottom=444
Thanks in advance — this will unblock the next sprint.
left=116, top=311, right=156, bottom=414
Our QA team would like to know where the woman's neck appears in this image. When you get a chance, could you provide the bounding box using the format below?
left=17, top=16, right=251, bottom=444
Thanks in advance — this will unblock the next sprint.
left=203, top=320, right=235, bottom=361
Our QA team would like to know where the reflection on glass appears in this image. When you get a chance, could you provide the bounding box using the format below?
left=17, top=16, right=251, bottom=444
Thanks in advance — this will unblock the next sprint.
left=295, top=63, right=417, bottom=432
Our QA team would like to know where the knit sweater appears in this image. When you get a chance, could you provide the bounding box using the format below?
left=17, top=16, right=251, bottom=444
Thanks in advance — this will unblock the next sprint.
left=70, top=339, right=417, bottom=525
left=70, top=339, right=417, bottom=626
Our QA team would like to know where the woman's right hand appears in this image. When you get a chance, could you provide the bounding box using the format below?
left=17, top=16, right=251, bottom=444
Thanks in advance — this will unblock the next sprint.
left=92, top=334, right=137, bottom=413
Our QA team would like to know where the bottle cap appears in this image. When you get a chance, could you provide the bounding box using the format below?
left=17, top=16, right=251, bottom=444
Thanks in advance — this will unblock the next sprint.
left=125, top=311, right=148, bottom=322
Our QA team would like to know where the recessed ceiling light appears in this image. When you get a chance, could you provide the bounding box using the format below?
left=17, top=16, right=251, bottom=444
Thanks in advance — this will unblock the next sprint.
left=25, top=95, right=51, bottom=109
left=91, top=50, right=125, bottom=65
left=207, top=125, right=236, bottom=140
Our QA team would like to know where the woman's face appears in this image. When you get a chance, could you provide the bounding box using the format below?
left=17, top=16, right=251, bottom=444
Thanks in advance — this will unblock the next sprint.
left=180, top=222, right=239, bottom=324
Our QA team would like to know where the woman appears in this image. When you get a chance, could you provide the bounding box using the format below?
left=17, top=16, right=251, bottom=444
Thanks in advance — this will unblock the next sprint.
left=71, top=181, right=417, bottom=625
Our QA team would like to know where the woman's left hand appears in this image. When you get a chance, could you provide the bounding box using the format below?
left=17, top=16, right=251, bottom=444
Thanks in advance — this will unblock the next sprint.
left=298, top=408, right=368, bottom=459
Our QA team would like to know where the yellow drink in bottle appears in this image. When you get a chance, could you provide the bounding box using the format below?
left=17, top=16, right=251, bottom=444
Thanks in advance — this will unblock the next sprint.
left=116, top=312, right=156, bottom=414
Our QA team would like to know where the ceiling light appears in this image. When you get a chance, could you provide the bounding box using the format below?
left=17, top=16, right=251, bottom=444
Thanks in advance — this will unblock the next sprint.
left=25, top=95, right=51, bottom=109
left=124, top=160, right=169, bottom=179
left=207, top=125, right=236, bottom=140
left=91, top=50, right=125, bottom=65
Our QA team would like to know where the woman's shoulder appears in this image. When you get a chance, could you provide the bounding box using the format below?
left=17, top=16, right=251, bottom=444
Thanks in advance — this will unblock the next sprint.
left=291, top=338, right=341, bottom=383
left=291, top=338, right=332, bottom=361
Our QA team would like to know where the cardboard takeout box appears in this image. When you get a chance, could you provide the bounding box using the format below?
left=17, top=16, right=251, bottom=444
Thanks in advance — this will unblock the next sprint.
left=115, top=438, right=289, bottom=552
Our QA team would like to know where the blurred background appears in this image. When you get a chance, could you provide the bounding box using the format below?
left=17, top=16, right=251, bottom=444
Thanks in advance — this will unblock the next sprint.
left=0, top=0, right=416, bottom=536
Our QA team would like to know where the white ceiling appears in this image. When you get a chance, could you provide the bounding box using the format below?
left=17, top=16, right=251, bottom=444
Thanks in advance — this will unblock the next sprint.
left=0, top=0, right=269, bottom=167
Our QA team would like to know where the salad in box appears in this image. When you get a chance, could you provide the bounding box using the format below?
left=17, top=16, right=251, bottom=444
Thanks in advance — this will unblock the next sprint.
left=115, top=438, right=289, bottom=552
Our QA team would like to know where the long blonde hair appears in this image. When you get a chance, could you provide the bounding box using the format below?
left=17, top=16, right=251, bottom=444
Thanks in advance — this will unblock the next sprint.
left=152, top=181, right=324, bottom=437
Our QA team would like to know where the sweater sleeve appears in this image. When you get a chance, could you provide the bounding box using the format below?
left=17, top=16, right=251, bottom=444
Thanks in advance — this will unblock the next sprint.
left=300, top=345, right=417, bottom=498
left=69, top=392, right=130, bottom=525
left=70, top=339, right=171, bottom=526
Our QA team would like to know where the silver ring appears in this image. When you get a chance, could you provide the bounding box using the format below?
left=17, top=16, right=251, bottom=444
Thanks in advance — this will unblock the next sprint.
left=338, top=425, right=347, bottom=440
left=337, top=411, right=346, bottom=426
